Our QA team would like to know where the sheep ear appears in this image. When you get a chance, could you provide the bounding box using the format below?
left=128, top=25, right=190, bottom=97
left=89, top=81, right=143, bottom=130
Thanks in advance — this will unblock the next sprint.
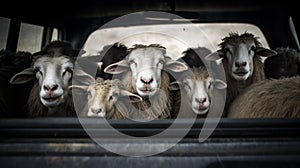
left=169, top=81, right=181, bottom=91
left=214, top=79, right=227, bottom=89
left=104, top=60, right=129, bottom=74
left=164, top=57, right=188, bottom=72
left=73, top=67, right=95, bottom=85
left=119, top=89, right=143, bottom=102
left=10, top=68, right=35, bottom=84
left=256, top=47, right=277, bottom=57
left=205, top=51, right=224, bottom=61
left=69, top=85, right=89, bottom=95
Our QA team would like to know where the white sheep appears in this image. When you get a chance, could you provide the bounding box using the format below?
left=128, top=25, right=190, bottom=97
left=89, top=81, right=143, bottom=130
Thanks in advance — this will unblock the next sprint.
left=206, top=32, right=277, bottom=114
left=104, top=44, right=188, bottom=120
left=169, top=67, right=227, bottom=118
left=9, top=41, right=80, bottom=117
left=71, top=77, right=143, bottom=119
left=228, top=76, right=300, bottom=118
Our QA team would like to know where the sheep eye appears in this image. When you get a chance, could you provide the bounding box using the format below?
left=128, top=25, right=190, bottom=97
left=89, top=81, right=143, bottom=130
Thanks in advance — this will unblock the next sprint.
left=87, top=90, right=92, bottom=97
left=33, top=67, right=43, bottom=75
left=33, top=67, right=40, bottom=73
left=208, top=81, right=213, bottom=89
left=250, top=46, right=256, bottom=51
left=109, top=92, right=118, bottom=101
left=128, top=60, right=136, bottom=65
left=183, top=81, right=191, bottom=90
left=225, top=48, right=232, bottom=55
left=63, top=68, right=73, bottom=76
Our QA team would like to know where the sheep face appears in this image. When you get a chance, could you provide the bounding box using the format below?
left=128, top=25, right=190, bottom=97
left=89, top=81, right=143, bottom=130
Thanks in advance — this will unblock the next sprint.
left=104, top=45, right=188, bottom=98
left=86, top=82, right=118, bottom=117
left=224, top=41, right=256, bottom=81
left=34, top=56, right=74, bottom=107
left=71, top=79, right=142, bottom=118
left=206, top=32, right=277, bottom=81
left=182, top=77, right=212, bottom=114
left=127, top=47, right=166, bottom=97
left=170, top=75, right=226, bottom=115
left=10, top=55, right=74, bottom=108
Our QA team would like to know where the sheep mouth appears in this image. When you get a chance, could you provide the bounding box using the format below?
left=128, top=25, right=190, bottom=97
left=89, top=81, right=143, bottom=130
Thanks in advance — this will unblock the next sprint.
left=139, top=88, right=154, bottom=93
left=193, top=107, right=209, bottom=115
left=42, top=95, right=62, bottom=102
left=233, top=71, right=248, bottom=76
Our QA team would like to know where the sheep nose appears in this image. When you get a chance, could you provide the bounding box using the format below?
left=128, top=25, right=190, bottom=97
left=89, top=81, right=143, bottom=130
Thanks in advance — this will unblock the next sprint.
left=91, top=108, right=102, bottom=114
left=43, top=84, right=58, bottom=91
left=235, top=62, right=247, bottom=68
left=196, top=98, right=207, bottom=104
left=140, top=77, right=153, bottom=85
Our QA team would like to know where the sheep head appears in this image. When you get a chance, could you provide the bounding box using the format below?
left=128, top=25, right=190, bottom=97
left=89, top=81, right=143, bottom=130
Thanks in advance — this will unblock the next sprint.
left=10, top=55, right=74, bottom=108
left=71, top=78, right=142, bottom=118
left=206, top=32, right=277, bottom=81
left=104, top=44, right=188, bottom=97
left=170, top=67, right=226, bottom=115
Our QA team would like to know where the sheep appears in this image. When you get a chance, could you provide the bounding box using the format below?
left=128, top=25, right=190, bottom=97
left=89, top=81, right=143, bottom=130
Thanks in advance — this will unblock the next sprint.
left=70, top=76, right=143, bottom=119
left=0, top=50, right=32, bottom=118
left=76, top=43, right=127, bottom=79
left=205, top=32, right=277, bottom=115
left=169, top=67, right=227, bottom=118
left=104, top=44, right=188, bottom=120
left=227, top=76, right=300, bottom=118
left=9, top=41, right=79, bottom=117
left=264, top=47, right=300, bottom=79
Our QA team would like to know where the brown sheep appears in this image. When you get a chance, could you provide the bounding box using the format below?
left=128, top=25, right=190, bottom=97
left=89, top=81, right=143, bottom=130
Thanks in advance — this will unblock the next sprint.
left=71, top=77, right=143, bottom=119
left=228, top=76, right=300, bottom=118
left=206, top=32, right=277, bottom=115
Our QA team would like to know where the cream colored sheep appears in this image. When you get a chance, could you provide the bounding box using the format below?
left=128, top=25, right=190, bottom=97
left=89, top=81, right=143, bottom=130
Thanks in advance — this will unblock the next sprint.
left=228, top=76, right=300, bottom=118
left=71, top=77, right=143, bottom=119
left=104, top=44, right=188, bottom=120
left=170, top=67, right=227, bottom=118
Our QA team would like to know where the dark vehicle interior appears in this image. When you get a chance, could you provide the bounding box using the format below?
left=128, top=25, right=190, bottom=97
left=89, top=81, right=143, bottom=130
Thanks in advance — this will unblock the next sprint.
left=1, top=0, right=300, bottom=167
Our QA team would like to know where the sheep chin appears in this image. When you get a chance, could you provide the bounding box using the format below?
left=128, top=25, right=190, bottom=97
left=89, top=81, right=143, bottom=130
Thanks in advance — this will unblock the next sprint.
left=136, top=88, right=157, bottom=98
left=192, top=106, right=209, bottom=115
left=232, top=71, right=250, bottom=81
left=40, top=95, right=64, bottom=107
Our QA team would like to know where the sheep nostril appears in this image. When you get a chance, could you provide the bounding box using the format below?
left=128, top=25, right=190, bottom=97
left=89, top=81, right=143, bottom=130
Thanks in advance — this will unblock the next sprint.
left=91, top=108, right=102, bottom=114
left=235, top=62, right=247, bottom=68
left=51, top=84, right=58, bottom=91
left=196, top=98, right=207, bottom=104
left=200, top=98, right=207, bottom=103
left=43, top=85, right=50, bottom=91
left=141, top=77, right=153, bottom=84
left=44, top=84, right=58, bottom=91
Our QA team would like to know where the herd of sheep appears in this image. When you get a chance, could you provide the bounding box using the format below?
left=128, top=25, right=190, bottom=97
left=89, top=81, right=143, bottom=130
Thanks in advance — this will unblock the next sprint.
left=1, top=32, right=300, bottom=119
